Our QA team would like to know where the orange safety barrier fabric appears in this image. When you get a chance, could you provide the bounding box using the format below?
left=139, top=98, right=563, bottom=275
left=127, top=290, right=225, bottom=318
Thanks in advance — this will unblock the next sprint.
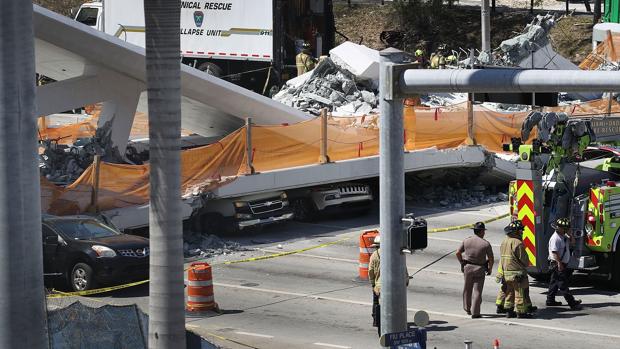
left=39, top=98, right=620, bottom=215
left=579, top=32, right=620, bottom=70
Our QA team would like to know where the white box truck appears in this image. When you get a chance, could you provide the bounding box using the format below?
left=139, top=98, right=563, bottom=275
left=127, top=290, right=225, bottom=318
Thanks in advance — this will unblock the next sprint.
left=74, top=0, right=335, bottom=95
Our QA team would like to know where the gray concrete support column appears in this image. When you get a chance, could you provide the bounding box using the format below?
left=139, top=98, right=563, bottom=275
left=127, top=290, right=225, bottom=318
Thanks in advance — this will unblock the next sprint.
left=379, top=48, right=407, bottom=337
left=97, top=81, right=143, bottom=159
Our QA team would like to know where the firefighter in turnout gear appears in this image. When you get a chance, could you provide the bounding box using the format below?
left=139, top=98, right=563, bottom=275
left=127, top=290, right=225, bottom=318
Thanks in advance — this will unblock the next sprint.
left=499, top=220, right=534, bottom=318
left=296, top=41, right=316, bottom=76
left=495, top=260, right=537, bottom=314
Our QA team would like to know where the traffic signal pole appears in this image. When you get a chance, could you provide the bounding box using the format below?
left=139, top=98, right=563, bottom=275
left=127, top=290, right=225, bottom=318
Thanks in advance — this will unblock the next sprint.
left=378, top=48, right=408, bottom=336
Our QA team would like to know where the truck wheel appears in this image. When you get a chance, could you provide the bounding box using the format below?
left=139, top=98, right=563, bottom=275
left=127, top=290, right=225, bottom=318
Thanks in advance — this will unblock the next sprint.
left=197, top=62, right=222, bottom=77
left=612, top=252, right=620, bottom=290
left=292, top=198, right=317, bottom=222
left=70, top=263, right=96, bottom=292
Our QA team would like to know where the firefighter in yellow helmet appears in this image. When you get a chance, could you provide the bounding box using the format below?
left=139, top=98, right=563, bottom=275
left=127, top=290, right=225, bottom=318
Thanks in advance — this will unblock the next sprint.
left=296, top=42, right=316, bottom=76
left=445, top=54, right=457, bottom=66
left=498, top=220, right=534, bottom=318
left=414, top=48, right=426, bottom=66
left=430, top=45, right=447, bottom=69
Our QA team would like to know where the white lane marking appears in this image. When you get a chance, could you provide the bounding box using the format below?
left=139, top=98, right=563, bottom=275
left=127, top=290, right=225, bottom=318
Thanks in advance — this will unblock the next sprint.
left=455, top=210, right=501, bottom=218
left=429, top=236, right=501, bottom=247
left=235, top=331, right=274, bottom=339
left=260, top=249, right=485, bottom=278
left=216, top=283, right=620, bottom=340
left=314, top=343, right=352, bottom=348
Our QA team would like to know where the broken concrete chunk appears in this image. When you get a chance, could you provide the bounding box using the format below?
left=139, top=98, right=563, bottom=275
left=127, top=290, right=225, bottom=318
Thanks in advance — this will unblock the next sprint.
left=330, top=41, right=380, bottom=88
left=361, top=90, right=377, bottom=105
left=342, top=80, right=356, bottom=95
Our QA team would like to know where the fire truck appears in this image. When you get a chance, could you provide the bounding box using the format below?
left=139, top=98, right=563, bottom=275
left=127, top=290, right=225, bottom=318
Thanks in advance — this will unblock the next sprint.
left=506, top=111, right=620, bottom=287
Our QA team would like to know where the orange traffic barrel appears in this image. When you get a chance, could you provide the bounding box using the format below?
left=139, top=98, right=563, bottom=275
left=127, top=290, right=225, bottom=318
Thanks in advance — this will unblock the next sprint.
left=359, top=230, right=379, bottom=280
left=186, top=262, right=216, bottom=312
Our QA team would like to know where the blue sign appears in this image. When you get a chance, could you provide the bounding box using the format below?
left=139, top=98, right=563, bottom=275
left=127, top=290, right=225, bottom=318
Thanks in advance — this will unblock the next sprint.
left=380, top=328, right=426, bottom=349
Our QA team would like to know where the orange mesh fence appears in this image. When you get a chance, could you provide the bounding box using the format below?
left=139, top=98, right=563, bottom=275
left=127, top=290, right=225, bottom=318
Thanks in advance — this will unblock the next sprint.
left=38, top=118, right=98, bottom=144
left=40, top=98, right=620, bottom=215
left=579, top=32, right=620, bottom=70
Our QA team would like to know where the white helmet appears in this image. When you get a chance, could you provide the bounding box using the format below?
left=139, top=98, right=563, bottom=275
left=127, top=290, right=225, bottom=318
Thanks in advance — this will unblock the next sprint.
left=373, top=235, right=380, bottom=245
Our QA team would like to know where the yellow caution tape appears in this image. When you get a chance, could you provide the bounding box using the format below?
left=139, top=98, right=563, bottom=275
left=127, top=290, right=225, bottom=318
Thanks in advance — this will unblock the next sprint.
left=212, top=236, right=353, bottom=266
left=46, top=212, right=509, bottom=298
left=46, top=279, right=150, bottom=298
left=428, top=212, right=510, bottom=233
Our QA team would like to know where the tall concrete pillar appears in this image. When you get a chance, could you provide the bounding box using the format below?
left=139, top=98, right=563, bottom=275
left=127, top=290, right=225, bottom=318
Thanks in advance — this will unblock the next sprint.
left=0, top=0, right=47, bottom=347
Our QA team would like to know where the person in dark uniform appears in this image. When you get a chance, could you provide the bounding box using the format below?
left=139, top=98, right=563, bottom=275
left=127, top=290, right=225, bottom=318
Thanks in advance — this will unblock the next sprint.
left=546, top=217, right=582, bottom=310
left=456, top=222, right=494, bottom=318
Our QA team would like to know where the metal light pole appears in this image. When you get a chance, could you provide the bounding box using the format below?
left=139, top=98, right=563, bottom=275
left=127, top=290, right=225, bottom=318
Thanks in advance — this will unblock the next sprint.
left=0, top=1, right=47, bottom=347
left=481, top=0, right=491, bottom=54
left=379, top=48, right=408, bottom=336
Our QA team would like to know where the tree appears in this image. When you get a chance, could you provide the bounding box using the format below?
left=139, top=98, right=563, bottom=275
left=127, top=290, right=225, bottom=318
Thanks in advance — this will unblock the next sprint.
left=0, top=0, right=46, bottom=347
left=144, top=1, right=185, bottom=348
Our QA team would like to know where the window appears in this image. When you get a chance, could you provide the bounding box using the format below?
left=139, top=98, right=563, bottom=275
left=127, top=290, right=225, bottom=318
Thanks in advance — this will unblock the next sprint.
left=54, top=220, right=120, bottom=240
left=75, top=7, right=99, bottom=27
left=42, top=224, right=57, bottom=243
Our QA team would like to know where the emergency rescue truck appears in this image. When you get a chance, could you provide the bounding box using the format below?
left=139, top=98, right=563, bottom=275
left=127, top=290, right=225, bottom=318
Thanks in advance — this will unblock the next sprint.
left=73, top=0, right=335, bottom=94
left=506, top=111, right=620, bottom=287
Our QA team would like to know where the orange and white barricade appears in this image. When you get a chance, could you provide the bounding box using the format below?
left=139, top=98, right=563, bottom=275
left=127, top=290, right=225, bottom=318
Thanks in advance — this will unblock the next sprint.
left=359, top=230, right=379, bottom=280
left=186, top=262, right=217, bottom=312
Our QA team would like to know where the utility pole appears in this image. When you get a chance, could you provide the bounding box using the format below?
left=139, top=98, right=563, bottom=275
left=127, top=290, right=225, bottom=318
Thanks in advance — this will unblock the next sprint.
left=144, top=0, right=185, bottom=348
left=481, top=0, right=491, bottom=54
left=0, top=1, right=47, bottom=348
left=379, top=48, right=408, bottom=336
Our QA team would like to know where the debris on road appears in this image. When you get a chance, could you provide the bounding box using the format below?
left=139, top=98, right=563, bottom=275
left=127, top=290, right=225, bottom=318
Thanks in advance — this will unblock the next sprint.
left=183, top=231, right=250, bottom=258
left=405, top=170, right=509, bottom=208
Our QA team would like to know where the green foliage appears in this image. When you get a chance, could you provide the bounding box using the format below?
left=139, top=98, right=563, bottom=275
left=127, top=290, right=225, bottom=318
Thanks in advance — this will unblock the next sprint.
left=391, top=0, right=456, bottom=53
left=33, top=0, right=85, bottom=17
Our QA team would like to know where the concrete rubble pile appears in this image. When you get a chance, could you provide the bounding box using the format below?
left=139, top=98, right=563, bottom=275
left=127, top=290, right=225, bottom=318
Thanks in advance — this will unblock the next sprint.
left=183, top=231, right=250, bottom=258
left=405, top=173, right=509, bottom=208
left=274, top=42, right=380, bottom=116
left=498, top=14, right=557, bottom=65
left=39, top=120, right=122, bottom=185
left=596, top=60, right=620, bottom=71
left=460, top=14, right=568, bottom=70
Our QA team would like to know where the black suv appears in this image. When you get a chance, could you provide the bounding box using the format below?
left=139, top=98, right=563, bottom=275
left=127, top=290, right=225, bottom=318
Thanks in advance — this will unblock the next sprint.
left=42, top=215, right=149, bottom=291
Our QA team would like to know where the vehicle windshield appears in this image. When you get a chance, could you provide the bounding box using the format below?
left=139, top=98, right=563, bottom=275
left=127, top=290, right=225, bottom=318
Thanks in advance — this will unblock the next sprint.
left=75, top=7, right=98, bottom=26
left=53, top=220, right=121, bottom=240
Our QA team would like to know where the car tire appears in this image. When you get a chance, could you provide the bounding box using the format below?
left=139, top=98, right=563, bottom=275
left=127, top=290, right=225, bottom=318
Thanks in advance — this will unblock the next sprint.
left=292, top=198, right=317, bottom=222
left=70, top=262, right=96, bottom=292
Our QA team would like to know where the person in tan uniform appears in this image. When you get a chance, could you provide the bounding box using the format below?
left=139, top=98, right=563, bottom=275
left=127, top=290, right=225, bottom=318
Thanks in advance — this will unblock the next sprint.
left=499, top=220, right=533, bottom=318
left=456, top=222, right=494, bottom=318
left=368, top=235, right=409, bottom=336
left=369, top=235, right=381, bottom=335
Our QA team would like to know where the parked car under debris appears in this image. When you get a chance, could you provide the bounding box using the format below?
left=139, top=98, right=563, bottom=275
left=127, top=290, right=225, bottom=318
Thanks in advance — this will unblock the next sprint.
left=42, top=215, right=149, bottom=292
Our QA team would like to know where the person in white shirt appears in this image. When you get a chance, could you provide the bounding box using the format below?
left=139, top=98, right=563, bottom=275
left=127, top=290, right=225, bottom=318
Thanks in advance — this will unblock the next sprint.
left=546, top=217, right=582, bottom=310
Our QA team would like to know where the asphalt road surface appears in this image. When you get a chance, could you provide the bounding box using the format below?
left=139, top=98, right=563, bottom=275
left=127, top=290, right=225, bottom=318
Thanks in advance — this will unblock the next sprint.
left=49, top=202, right=620, bottom=348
